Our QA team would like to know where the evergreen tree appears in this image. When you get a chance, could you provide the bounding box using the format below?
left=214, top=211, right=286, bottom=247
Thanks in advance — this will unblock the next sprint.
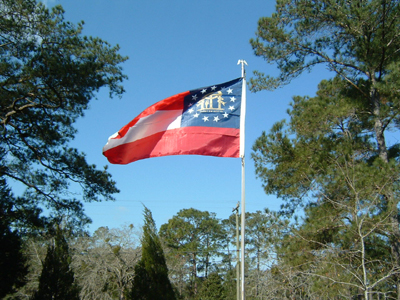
left=1, top=0, right=126, bottom=230
left=250, top=0, right=400, bottom=298
left=130, top=206, right=175, bottom=300
left=196, top=272, right=225, bottom=300
left=0, top=190, right=28, bottom=298
left=31, top=228, right=80, bottom=300
left=252, top=77, right=400, bottom=298
left=159, top=208, right=225, bottom=296
left=221, top=269, right=237, bottom=300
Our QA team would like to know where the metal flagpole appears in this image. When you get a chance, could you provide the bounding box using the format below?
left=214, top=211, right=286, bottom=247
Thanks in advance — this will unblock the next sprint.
left=238, top=59, right=247, bottom=300
left=233, top=202, right=240, bottom=300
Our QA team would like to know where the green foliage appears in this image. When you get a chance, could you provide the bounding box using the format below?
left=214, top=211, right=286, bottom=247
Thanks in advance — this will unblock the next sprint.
left=196, top=272, right=225, bottom=300
left=250, top=3, right=400, bottom=293
left=250, top=0, right=400, bottom=92
left=221, top=269, right=237, bottom=300
left=0, top=0, right=127, bottom=230
left=159, top=208, right=225, bottom=297
left=0, top=182, right=28, bottom=298
left=130, top=206, right=176, bottom=300
left=31, top=228, right=80, bottom=300
left=252, top=74, right=400, bottom=297
left=246, top=209, right=288, bottom=271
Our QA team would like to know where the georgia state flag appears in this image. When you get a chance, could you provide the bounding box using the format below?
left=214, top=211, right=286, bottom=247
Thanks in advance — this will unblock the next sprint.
left=103, top=78, right=243, bottom=164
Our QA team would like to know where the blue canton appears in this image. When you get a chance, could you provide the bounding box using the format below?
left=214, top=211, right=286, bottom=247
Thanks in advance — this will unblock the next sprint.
left=181, top=78, right=242, bottom=129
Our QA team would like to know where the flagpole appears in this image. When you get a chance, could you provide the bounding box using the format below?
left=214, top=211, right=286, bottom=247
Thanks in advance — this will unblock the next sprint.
left=238, top=59, right=247, bottom=300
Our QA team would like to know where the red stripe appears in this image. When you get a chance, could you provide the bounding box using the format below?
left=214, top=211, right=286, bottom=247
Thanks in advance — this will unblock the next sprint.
left=103, top=127, right=240, bottom=164
left=117, top=91, right=189, bottom=138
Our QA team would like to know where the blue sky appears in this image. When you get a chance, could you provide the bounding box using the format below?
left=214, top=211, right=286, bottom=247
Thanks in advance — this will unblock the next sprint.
left=45, top=0, right=333, bottom=231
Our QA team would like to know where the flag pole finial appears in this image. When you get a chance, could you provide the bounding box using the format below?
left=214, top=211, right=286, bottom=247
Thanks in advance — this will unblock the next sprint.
left=237, top=60, right=248, bottom=78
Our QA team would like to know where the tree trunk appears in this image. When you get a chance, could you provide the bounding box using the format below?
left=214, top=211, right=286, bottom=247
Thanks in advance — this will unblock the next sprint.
left=193, top=253, right=197, bottom=295
left=371, top=82, right=388, bottom=163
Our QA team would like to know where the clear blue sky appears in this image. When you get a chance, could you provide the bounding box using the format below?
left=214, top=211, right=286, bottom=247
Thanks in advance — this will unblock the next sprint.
left=45, top=0, right=332, bottom=231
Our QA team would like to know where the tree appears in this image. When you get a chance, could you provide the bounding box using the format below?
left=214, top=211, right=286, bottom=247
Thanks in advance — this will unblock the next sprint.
left=252, top=78, right=400, bottom=298
left=31, top=228, right=80, bottom=300
left=196, top=272, right=225, bottom=300
left=130, top=206, right=176, bottom=300
left=12, top=235, right=48, bottom=299
left=159, top=208, right=224, bottom=297
left=221, top=268, right=237, bottom=300
left=161, top=245, right=188, bottom=298
left=246, top=210, right=287, bottom=272
left=245, top=210, right=289, bottom=299
left=251, top=0, right=400, bottom=298
left=221, top=209, right=289, bottom=299
left=0, top=181, right=28, bottom=298
left=250, top=0, right=400, bottom=162
left=72, top=225, right=141, bottom=300
left=220, top=213, right=240, bottom=297
left=0, top=0, right=127, bottom=229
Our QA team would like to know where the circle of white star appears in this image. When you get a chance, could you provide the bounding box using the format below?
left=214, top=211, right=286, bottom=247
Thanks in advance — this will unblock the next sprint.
left=202, top=116, right=209, bottom=122
left=213, top=116, right=220, bottom=122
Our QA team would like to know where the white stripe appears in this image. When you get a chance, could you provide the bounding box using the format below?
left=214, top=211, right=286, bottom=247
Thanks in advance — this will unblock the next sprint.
left=239, top=77, right=246, bottom=158
left=103, top=110, right=182, bottom=151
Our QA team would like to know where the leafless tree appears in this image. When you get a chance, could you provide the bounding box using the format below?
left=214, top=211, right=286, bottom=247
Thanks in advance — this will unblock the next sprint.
left=72, top=224, right=141, bottom=300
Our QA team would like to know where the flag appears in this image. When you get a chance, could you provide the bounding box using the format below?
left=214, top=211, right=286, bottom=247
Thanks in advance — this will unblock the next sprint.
left=103, top=78, right=243, bottom=164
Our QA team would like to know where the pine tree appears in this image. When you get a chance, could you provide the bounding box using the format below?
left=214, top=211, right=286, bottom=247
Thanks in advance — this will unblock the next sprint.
left=196, top=272, right=225, bottom=300
left=1, top=0, right=126, bottom=230
left=130, top=206, right=175, bottom=300
left=0, top=199, right=27, bottom=298
left=251, top=0, right=400, bottom=297
left=252, top=77, right=400, bottom=298
left=159, top=208, right=225, bottom=296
